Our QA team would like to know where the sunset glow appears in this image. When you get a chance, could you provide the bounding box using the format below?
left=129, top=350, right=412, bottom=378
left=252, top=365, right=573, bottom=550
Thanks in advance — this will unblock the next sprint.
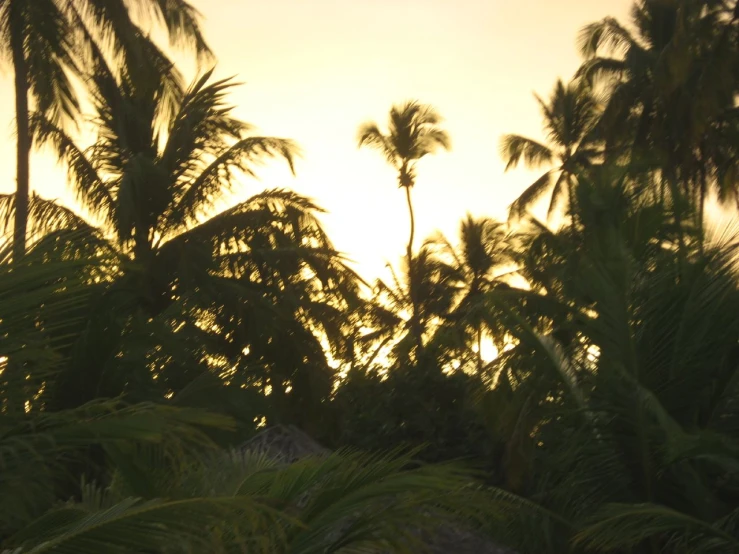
left=0, top=0, right=630, bottom=278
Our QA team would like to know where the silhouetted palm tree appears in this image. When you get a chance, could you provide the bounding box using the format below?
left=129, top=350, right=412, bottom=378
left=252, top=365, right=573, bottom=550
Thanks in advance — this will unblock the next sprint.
left=376, top=247, right=457, bottom=366
left=431, top=215, right=514, bottom=373
left=25, top=54, right=296, bottom=278
left=358, top=100, right=450, bottom=356
left=4, top=42, right=360, bottom=419
left=0, top=0, right=210, bottom=260
left=500, top=79, right=600, bottom=224
left=577, top=0, right=739, bottom=232
left=358, top=100, right=450, bottom=258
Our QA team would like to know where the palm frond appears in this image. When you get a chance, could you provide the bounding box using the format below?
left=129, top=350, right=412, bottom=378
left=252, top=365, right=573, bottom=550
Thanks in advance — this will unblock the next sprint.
left=29, top=113, right=113, bottom=225
left=487, top=289, right=589, bottom=413
left=576, top=56, right=628, bottom=85
left=76, top=0, right=211, bottom=63
left=499, top=134, right=553, bottom=171
left=0, top=233, right=96, bottom=410
left=149, top=0, right=212, bottom=61
left=165, top=189, right=330, bottom=251
left=165, top=136, right=299, bottom=233
left=418, top=127, right=452, bottom=154
left=578, top=16, right=638, bottom=58
left=202, top=447, right=487, bottom=554
left=357, top=123, right=397, bottom=167
left=10, top=496, right=279, bottom=554
left=24, top=0, right=80, bottom=125
left=161, top=70, right=248, bottom=173
left=546, top=171, right=570, bottom=221
left=0, top=193, right=98, bottom=241
left=0, top=396, right=233, bottom=535
left=359, top=101, right=450, bottom=177
left=508, top=170, right=554, bottom=220
left=482, top=486, right=576, bottom=553
left=576, top=503, right=739, bottom=552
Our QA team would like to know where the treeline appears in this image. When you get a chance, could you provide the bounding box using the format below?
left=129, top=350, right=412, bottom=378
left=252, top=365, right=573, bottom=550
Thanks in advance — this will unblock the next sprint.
left=1, top=1, right=738, bottom=553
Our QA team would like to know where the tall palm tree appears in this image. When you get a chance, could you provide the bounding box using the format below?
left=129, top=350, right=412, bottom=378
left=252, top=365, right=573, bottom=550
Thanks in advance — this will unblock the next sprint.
left=358, top=101, right=450, bottom=259
left=357, top=100, right=450, bottom=357
left=0, top=0, right=210, bottom=260
left=500, top=79, right=601, bottom=224
left=6, top=41, right=360, bottom=421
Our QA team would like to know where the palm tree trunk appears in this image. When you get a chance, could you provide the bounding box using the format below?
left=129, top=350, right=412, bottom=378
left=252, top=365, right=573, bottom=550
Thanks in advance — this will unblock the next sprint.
left=10, top=9, right=30, bottom=262
left=404, top=184, right=424, bottom=360
left=404, top=184, right=415, bottom=260
left=665, top=162, right=687, bottom=259
left=4, top=5, right=30, bottom=415
left=698, top=164, right=707, bottom=251
left=476, top=325, right=484, bottom=373
left=566, top=176, right=577, bottom=229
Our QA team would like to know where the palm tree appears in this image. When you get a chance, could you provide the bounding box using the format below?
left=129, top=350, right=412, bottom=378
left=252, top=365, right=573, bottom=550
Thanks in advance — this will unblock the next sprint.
left=0, top=0, right=210, bottom=260
left=357, top=100, right=451, bottom=357
left=430, top=215, right=515, bottom=373
left=358, top=101, right=451, bottom=259
left=500, top=79, right=601, bottom=224
left=482, top=169, right=739, bottom=553
left=376, top=246, right=458, bottom=366
left=3, top=436, right=488, bottom=553
left=5, top=40, right=360, bottom=423
left=577, top=0, right=739, bottom=235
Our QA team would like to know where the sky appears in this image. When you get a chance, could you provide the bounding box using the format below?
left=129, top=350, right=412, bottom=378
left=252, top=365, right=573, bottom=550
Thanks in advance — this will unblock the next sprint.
left=0, top=0, right=631, bottom=280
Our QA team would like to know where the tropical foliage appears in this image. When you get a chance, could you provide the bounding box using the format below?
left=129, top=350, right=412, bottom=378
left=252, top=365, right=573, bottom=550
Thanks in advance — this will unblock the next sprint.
left=2, top=0, right=739, bottom=553
left=1, top=0, right=210, bottom=259
left=500, top=78, right=600, bottom=222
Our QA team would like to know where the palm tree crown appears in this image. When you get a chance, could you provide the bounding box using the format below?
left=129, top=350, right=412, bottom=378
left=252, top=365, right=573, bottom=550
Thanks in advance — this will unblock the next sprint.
left=31, top=55, right=297, bottom=262
left=430, top=215, right=514, bottom=372
left=500, top=79, right=601, bottom=222
left=358, top=100, right=451, bottom=189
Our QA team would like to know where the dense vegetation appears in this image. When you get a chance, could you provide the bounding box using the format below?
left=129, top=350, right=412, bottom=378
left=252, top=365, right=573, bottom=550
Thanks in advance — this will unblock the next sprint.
left=1, top=0, right=738, bottom=552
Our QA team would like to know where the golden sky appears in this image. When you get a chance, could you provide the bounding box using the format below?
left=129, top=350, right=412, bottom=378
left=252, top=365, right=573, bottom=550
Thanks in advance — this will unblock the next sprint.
left=0, top=0, right=631, bottom=279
